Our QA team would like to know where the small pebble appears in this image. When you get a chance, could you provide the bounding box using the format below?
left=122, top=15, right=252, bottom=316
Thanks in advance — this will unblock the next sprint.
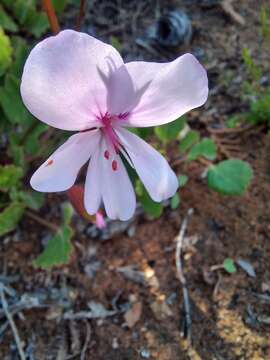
left=140, top=349, right=151, bottom=359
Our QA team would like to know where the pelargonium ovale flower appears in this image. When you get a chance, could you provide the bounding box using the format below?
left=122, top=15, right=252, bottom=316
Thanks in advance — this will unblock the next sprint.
left=21, top=30, right=208, bottom=221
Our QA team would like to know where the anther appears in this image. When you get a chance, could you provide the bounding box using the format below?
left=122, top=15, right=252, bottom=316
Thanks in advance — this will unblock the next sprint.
left=104, top=150, right=110, bottom=160
left=112, top=160, right=118, bottom=171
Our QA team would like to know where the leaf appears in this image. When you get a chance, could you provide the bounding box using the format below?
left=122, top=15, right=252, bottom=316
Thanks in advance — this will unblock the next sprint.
left=7, top=135, right=26, bottom=168
left=110, top=35, right=122, bottom=50
left=33, top=226, right=73, bottom=269
left=236, top=259, right=256, bottom=278
left=19, top=191, right=44, bottom=211
left=62, top=202, right=74, bottom=225
left=223, top=258, right=236, bottom=274
left=0, top=27, right=13, bottom=76
left=137, top=182, right=163, bottom=218
left=0, top=165, right=23, bottom=192
left=33, top=202, right=74, bottom=269
left=155, top=116, right=186, bottom=143
left=207, top=159, right=253, bottom=195
left=170, top=193, right=180, bottom=209
left=10, top=37, right=29, bottom=77
left=25, top=123, right=48, bottom=155
left=0, top=202, right=24, bottom=236
left=178, top=175, right=188, bottom=187
left=187, top=138, right=217, bottom=161
left=0, top=5, right=18, bottom=32
left=179, top=130, right=200, bottom=153
left=24, top=12, right=49, bottom=38
left=0, top=74, right=34, bottom=124
left=52, top=0, right=69, bottom=13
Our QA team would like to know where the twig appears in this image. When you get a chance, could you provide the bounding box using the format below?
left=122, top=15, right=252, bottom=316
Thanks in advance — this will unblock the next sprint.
left=175, top=208, right=194, bottom=344
left=220, top=0, right=245, bottom=26
left=42, top=0, right=60, bottom=34
left=80, top=321, right=91, bottom=360
left=76, top=0, right=86, bottom=31
left=25, top=210, right=58, bottom=232
left=207, top=124, right=254, bottom=135
left=0, top=284, right=26, bottom=360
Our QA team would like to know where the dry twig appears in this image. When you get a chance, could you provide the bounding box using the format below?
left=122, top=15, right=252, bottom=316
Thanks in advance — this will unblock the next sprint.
left=175, top=208, right=194, bottom=344
left=0, top=284, right=26, bottom=360
left=25, top=209, right=59, bottom=232
left=80, top=321, right=91, bottom=360
left=220, top=0, right=245, bottom=26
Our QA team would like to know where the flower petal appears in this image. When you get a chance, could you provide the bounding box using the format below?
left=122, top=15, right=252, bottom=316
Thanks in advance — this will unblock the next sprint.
left=84, top=145, right=102, bottom=215
left=116, top=128, right=178, bottom=202
left=123, top=53, right=208, bottom=127
left=30, top=130, right=101, bottom=192
left=85, top=137, right=136, bottom=220
left=21, top=30, right=124, bottom=131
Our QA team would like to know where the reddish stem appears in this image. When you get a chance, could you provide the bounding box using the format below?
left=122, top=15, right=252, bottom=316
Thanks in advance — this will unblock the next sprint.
left=42, top=0, right=60, bottom=34
left=76, top=0, right=85, bottom=31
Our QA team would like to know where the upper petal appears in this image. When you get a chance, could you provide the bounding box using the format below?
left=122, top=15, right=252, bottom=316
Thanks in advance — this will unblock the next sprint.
left=30, top=130, right=101, bottom=192
left=21, top=30, right=124, bottom=131
left=123, top=53, right=208, bottom=127
left=116, top=128, right=178, bottom=202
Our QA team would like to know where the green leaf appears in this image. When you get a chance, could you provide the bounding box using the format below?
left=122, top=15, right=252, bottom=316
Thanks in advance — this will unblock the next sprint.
left=223, top=258, right=237, bottom=274
left=0, top=27, right=13, bottom=76
left=128, top=127, right=152, bottom=140
left=0, top=74, right=34, bottom=124
left=247, top=90, right=270, bottom=125
left=62, top=202, right=74, bottom=225
left=178, top=175, right=188, bottom=187
left=170, top=193, right=180, bottom=209
left=0, top=5, right=18, bottom=32
left=155, top=116, right=186, bottom=143
left=179, top=130, right=200, bottom=153
left=207, top=159, right=253, bottom=195
left=137, top=181, right=163, bottom=218
left=52, top=0, right=69, bottom=13
left=19, top=191, right=44, bottom=211
left=226, top=116, right=242, bottom=129
left=25, top=123, right=48, bottom=155
left=7, top=137, right=26, bottom=168
left=0, top=202, right=24, bottom=236
left=24, top=12, right=49, bottom=38
left=242, top=47, right=262, bottom=82
left=187, top=138, right=217, bottom=161
left=33, top=202, right=74, bottom=269
left=0, top=165, right=23, bottom=192
left=33, top=226, right=73, bottom=269
left=10, top=37, right=29, bottom=77
left=110, top=35, right=122, bottom=50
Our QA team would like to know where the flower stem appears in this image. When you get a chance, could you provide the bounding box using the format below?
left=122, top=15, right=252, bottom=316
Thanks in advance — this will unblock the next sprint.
left=76, top=0, right=86, bottom=31
left=42, top=0, right=60, bottom=34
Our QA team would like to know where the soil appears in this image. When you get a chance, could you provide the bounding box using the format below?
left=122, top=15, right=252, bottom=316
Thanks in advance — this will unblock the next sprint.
left=1, top=0, right=270, bottom=359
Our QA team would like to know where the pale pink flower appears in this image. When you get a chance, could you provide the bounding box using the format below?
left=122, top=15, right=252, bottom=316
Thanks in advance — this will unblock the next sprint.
left=21, top=30, right=208, bottom=221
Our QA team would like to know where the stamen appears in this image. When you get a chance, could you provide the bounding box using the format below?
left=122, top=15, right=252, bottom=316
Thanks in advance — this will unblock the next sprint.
left=112, top=160, right=118, bottom=171
left=104, top=150, right=110, bottom=160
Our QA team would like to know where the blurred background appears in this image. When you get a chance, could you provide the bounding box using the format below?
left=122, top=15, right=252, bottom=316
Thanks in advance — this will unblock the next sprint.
left=0, top=0, right=270, bottom=359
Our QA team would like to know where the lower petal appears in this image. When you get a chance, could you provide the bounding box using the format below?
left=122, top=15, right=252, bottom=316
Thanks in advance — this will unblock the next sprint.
left=116, top=128, right=178, bottom=202
left=84, top=146, right=102, bottom=215
left=30, top=130, right=101, bottom=192
left=85, top=137, right=136, bottom=220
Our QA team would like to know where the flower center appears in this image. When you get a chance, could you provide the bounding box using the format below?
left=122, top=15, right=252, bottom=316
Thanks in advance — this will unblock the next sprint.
left=97, top=112, right=128, bottom=172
